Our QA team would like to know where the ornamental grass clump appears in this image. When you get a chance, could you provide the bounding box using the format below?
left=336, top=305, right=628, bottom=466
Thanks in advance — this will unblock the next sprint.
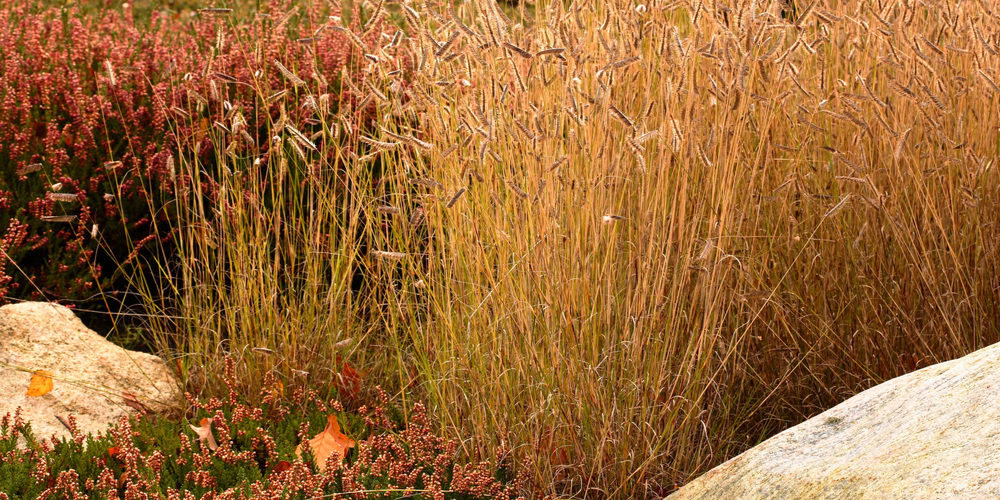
left=149, top=0, right=1000, bottom=497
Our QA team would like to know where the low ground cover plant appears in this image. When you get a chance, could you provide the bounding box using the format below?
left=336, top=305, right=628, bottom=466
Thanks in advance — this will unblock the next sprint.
left=0, top=359, right=527, bottom=499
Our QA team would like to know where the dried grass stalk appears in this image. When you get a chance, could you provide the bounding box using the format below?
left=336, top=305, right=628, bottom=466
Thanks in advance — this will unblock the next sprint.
left=609, top=105, right=634, bottom=128
left=359, top=136, right=401, bottom=150
left=507, top=180, right=529, bottom=199
left=372, top=250, right=407, bottom=260
left=274, top=61, right=305, bottom=87
left=17, top=163, right=42, bottom=175
left=40, top=215, right=77, bottom=223
left=286, top=124, right=317, bottom=150
left=824, top=194, right=853, bottom=218
left=447, top=188, right=467, bottom=208
left=48, top=193, right=79, bottom=203
left=894, top=128, right=912, bottom=161
left=504, top=42, right=533, bottom=59
left=535, top=47, right=566, bottom=57
left=410, top=178, right=443, bottom=189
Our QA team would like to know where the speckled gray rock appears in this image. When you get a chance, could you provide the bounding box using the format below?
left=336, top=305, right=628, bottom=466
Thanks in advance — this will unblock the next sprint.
left=0, top=302, right=180, bottom=443
left=669, top=342, right=1000, bottom=499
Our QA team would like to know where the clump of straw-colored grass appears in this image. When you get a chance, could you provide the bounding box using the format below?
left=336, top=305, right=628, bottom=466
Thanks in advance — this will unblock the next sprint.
left=135, top=0, right=1000, bottom=497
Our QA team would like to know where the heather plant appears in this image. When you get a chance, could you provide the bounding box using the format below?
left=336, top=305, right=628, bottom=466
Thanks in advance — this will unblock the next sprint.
left=0, top=358, right=527, bottom=499
left=0, top=0, right=364, bottom=307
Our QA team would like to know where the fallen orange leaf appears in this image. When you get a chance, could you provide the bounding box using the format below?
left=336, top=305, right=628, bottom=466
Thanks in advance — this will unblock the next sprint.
left=334, top=356, right=363, bottom=400
left=189, top=417, right=219, bottom=451
left=26, top=370, right=53, bottom=397
left=272, top=460, right=292, bottom=474
left=295, top=415, right=355, bottom=470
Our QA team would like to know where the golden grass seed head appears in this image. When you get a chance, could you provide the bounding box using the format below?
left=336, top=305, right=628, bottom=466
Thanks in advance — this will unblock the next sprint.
left=17, top=163, right=42, bottom=175
left=409, top=208, right=426, bottom=226
left=285, top=124, right=317, bottom=151
left=507, top=180, right=529, bottom=199
left=975, top=27, right=999, bottom=56
left=40, top=215, right=77, bottom=223
left=274, top=60, right=305, bottom=87
left=920, top=82, right=947, bottom=111
left=288, top=137, right=308, bottom=162
left=824, top=194, right=853, bottom=218
left=503, top=42, right=533, bottom=59
left=359, top=136, right=401, bottom=150
left=48, top=193, right=79, bottom=203
left=536, top=47, right=566, bottom=57
left=978, top=69, right=1000, bottom=93
left=410, top=178, right=443, bottom=189
left=609, top=105, right=634, bottom=128
left=446, top=188, right=467, bottom=208
left=549, top=156, right=569, bottom=171
left=104, top=59, right=116, bottom=87
left=372, top=250, right=407, bottom=260
left=198, top=7, right=232, bottom=16
left=893, top=128, right=912, bottom=161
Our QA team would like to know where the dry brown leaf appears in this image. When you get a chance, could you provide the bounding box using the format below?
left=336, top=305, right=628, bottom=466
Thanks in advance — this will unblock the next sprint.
left=122, top=391, right=150, bottom=413
left=272, top=460, right=292, bottom=474
left=26, top=370, right=53, bottom=397
left=55, top=414, right=73, bottom=432
left=334, top=356, right=364, bottom=400
left=189, top=417, right=219, bottom=451
left=295, top=415, right=355, bottom=470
